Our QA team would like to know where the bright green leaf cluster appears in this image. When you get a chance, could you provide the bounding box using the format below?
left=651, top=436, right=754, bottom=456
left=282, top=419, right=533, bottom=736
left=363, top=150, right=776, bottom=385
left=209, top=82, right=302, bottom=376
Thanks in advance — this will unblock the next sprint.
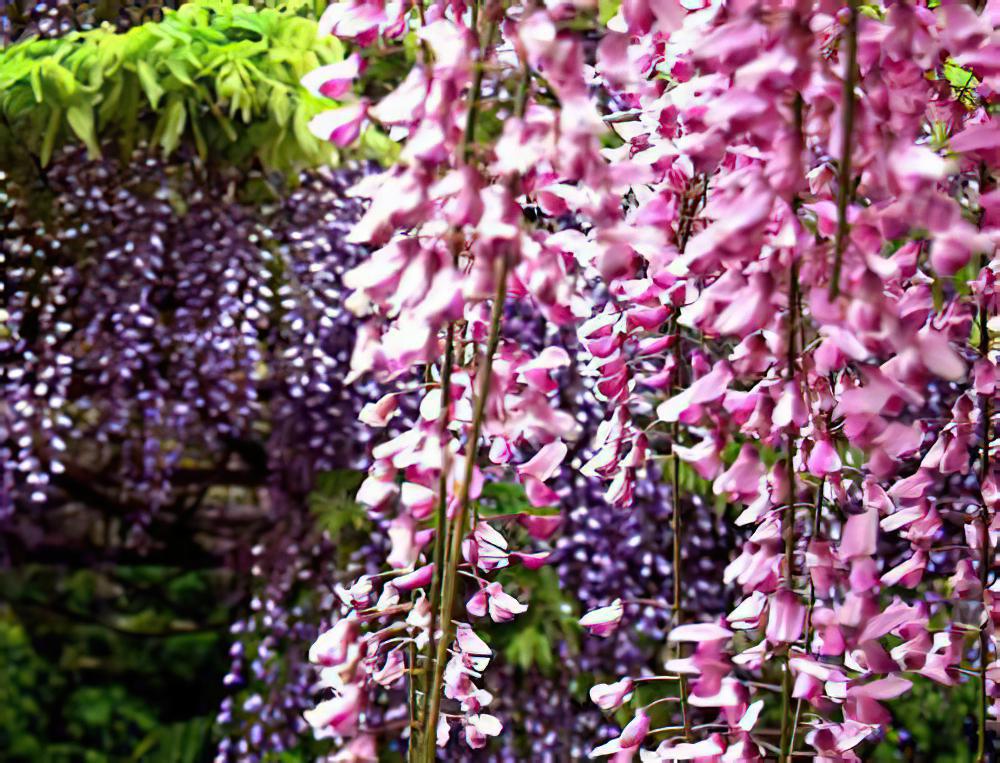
left=0, top=0, right=344, bottom=171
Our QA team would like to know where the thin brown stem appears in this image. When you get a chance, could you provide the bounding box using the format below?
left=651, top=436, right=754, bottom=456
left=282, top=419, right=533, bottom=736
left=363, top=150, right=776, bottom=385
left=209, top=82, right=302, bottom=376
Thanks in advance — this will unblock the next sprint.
left=668, top=173, right=705, bottom=741
left=976, top=250, right=994, bottom=762
left=416, top=18, right=497, bottom=746
left=408, top=641, right=419, bottom=763
left=783, top=261, right=799, bottom=587
left=421, top=252, right=511, bottom=763
left=789, top=475, right=824, bottom=755
left=419, top=65, right=530, bottom=763
left=780, top=261, right=800, bottom=762
left=456, top=24, right=497, bottom=164
left=419, top=320, right=456, bottom=736
left=828, top=0, right=858, bottom=300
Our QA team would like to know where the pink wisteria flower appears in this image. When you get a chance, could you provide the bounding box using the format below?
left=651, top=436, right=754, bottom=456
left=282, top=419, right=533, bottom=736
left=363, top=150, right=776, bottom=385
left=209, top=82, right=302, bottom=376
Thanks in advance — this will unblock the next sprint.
left=296, top=0, right=1000, bottom=757
left=590, top=709, right=650, bottom=759
left=308, top=101, right=369, bottom=147
left=466, top=581, right=529, bottom=622
left=301, top=53, right=366, bottom=100
left=590, top=678, right=636, bottom=711
left=579, top=599, right=625, bottom=637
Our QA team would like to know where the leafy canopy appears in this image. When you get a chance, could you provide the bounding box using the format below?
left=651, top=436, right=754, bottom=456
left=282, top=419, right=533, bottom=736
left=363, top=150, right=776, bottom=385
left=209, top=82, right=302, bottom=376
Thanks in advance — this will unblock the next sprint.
left=0, top=0, right=344, bottom=171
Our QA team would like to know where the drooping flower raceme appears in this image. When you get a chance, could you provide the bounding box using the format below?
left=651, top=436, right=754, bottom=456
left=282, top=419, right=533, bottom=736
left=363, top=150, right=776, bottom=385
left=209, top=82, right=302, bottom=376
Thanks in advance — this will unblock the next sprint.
left=299, top=1, right=626, bottom=757
left=573, top=0, right=1000, bottom=760
left=302, top=0, right=1000, bottom=759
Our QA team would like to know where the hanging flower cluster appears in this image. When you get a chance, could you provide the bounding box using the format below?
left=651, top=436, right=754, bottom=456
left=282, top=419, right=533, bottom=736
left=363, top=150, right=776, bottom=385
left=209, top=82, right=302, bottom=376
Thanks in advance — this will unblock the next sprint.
left=1, top=148, right=376, bottom=521
left=574, top=0, right=1000, bottom=760
left=301, top=0, right=625, bottom=757
left=304, top=0, right=999, bottom=759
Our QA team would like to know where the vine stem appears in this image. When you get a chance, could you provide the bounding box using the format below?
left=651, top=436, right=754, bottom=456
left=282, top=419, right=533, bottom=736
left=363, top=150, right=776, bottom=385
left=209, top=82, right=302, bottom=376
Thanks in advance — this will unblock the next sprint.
left=976, top=249, right=994, bottom=762
left=420, top=251, right=511, bottom=763
left=457, top=23, right=496, bottom=164
left=781, top=81, right=809, bottom=759
left=407, top=641, right=419, bottom=763
left=415, top=17, right=495, bottom=748
left=668, top=177, right=706, bottom=741
left=828, top=0, right=858, bottom=300
left=670, top=390, right=691, bottom=740
left=667, top=274, right=685, bottom=733
left=779, top=260, right=800, bottom=762
left=416, top=319, right=456, bottom=751
left=419, top=63, right=530, bottom=763
left=789, top=475, right=824, bottom=755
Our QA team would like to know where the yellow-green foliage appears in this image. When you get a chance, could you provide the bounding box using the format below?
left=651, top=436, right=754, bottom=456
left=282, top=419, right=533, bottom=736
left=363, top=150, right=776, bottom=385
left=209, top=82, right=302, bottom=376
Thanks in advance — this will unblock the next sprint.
left=0, top=0, right=344, bottom=171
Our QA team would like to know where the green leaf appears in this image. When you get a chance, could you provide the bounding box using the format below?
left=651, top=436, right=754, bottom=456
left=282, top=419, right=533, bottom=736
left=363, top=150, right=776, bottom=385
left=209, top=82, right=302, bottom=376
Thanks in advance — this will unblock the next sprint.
left=188, top=100, right=208, bottom=161
left=0, top=0, right=366, bottom=175
left=136, top=60, right=164, bottom=109
left=164, top=56, right=195, bottom=87
left=970, top=313, right=982, bottom=351
left=943, top=59, right=977, bottom=91
left=40, top=107, right=63, bottom=167
left=97, top=74, right=124, bottom=124
left=29, top=63, right=44, bottom=103
left=269, top=85, right=292, bottom=127
left=66, top=103, right=100, bottom=158
left=292, top=100, right=316, bottom=155
left=158, top=97, right=187, bottom=157
left=932, top=276, right=945, bottom=313
left=504, top=626, right=553, bottom=670
left=117, top=73, right=141, bottom=159
left=358, top=126, right=399, bottom=164
left=45, top=61, right=80, bottom=100
left=230, top=12, right=267, bottom=37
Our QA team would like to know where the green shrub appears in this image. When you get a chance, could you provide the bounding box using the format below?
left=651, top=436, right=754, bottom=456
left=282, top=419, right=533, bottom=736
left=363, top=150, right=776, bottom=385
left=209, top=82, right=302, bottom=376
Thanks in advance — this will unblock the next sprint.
left=0, top=0, right=344, bottom=172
